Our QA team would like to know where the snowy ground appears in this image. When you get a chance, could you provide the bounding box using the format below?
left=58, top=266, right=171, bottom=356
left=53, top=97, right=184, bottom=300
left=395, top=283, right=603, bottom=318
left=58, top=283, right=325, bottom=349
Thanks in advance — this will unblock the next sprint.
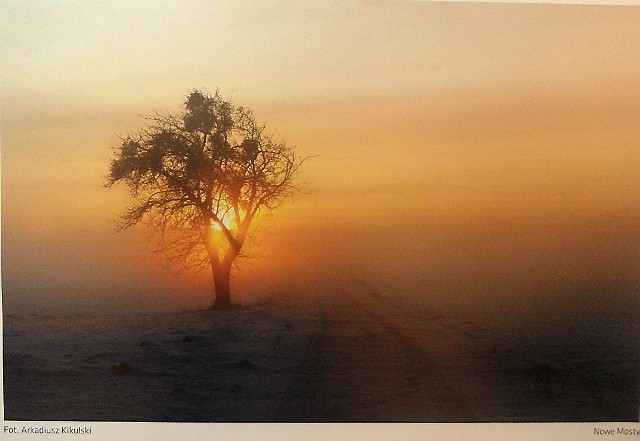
left=3, top=286, right=638, bottom=422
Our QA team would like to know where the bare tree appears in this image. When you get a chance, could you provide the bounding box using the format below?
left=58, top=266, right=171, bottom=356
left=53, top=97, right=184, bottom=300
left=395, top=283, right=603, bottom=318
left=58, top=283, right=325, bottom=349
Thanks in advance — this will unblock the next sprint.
left=107, top=90, right=303, bottom=308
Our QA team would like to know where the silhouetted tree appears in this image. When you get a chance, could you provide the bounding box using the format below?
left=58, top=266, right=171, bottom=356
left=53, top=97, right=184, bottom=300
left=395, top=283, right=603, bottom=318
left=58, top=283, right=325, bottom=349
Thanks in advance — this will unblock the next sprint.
left=107, top=90, right=303, bottom=308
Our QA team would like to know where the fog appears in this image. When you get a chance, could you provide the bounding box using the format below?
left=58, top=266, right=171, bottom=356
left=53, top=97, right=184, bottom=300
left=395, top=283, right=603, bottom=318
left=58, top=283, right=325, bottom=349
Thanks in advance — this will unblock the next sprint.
left=2, top=2, right=639, bottom=330
left=4, top=160, right=638, bottom=326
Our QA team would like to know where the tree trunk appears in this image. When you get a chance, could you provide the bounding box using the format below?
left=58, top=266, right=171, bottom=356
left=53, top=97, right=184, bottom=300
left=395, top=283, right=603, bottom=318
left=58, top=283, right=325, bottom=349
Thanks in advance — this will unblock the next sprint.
left=212, top=261, right=233, bottom=309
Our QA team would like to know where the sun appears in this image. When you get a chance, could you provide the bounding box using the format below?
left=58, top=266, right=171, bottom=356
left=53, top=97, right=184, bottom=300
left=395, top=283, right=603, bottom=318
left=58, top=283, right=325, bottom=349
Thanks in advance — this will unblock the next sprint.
left=212, top=210, right=238, bottom=231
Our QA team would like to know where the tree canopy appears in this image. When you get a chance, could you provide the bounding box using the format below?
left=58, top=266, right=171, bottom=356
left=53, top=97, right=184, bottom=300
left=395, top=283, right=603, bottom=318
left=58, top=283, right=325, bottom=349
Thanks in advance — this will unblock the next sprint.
left=107, top=89, right=303, bottom=308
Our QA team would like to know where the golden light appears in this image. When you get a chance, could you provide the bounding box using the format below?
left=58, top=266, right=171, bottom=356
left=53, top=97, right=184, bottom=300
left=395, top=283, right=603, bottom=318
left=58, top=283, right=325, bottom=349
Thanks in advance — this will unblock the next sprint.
left=212, top=210, right=238, bottom=231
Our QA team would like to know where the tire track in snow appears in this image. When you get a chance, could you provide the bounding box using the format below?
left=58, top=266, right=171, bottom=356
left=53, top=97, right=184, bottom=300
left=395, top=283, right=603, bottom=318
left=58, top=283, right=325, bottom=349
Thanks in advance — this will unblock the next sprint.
left=275, top=288, right=480, bottom=421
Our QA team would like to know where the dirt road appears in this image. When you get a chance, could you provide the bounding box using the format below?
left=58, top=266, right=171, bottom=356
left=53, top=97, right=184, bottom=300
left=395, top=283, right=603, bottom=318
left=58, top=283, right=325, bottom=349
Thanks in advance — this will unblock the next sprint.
left=273, top=284, right=635, bottom=422
left=275, top=287, right=490, bottom=421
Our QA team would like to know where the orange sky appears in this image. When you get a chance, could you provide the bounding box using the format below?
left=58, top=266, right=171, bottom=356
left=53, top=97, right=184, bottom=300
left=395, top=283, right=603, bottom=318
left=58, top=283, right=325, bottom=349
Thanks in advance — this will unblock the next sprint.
left=2, top=2, right=639, bottom=314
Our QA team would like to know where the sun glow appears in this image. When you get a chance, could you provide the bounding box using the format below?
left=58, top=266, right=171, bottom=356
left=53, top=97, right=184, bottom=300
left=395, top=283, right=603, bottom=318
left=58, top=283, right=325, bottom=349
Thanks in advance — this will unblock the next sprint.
left=212, top=211, right=238, bottom=231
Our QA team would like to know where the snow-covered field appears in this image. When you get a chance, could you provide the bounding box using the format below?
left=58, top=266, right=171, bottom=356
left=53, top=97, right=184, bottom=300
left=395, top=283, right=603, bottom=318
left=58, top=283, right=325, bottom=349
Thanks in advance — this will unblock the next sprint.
left=3, top=286, right=638, bottom=422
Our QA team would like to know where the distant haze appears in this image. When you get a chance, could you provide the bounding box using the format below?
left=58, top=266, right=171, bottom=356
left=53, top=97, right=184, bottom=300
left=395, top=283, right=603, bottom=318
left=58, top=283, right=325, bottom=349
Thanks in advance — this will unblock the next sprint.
left=2, top=2, right=639, bottom=322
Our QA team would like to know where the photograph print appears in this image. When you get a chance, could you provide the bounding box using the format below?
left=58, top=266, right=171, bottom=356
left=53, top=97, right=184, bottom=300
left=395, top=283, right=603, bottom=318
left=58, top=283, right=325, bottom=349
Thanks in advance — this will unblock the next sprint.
left=2, top=0, right=639, bottom=427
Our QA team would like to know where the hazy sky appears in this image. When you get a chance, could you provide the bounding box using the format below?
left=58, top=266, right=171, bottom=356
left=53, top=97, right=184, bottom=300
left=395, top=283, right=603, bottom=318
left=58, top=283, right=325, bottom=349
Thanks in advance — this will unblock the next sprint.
left=1, top=2, right=639, bottom=315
